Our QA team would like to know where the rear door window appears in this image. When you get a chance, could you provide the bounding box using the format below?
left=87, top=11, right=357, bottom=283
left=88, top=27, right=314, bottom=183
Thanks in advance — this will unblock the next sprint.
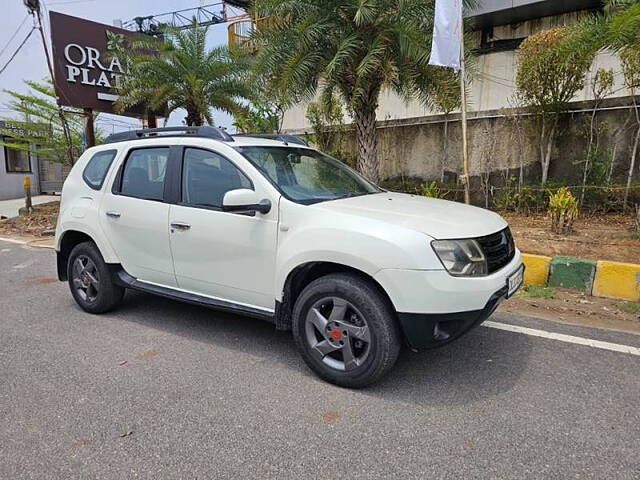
left=120, top=148, right=169, bottom=201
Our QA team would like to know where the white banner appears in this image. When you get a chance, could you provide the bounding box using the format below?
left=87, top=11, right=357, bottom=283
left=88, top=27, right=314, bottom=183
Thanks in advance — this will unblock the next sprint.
left=429, top=0, right=463, bottom=71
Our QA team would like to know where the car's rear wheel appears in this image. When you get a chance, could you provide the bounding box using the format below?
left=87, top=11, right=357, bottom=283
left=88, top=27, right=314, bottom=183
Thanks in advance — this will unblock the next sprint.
left=67, top=241, right=124, bottom=314
left=292, top=273, right=401, bottom=388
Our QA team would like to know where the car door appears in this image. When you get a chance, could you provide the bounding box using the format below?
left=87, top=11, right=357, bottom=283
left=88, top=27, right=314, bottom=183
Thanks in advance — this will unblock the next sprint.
left=168, top=146, right=278, bottom=310
left=99, top=145, right=178, bottom=287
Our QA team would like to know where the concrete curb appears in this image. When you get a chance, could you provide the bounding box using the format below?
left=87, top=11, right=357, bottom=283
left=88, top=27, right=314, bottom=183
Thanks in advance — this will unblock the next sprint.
left=522, top=253, right=640, bottom=302
left=0, top=236, right=55, bottom=250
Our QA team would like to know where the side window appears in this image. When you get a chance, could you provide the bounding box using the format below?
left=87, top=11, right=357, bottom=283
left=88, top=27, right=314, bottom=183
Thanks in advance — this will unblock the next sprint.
left=83, top=149, right=117, bottom=190
left=119, top=148, right=169, bottom=201
left=3, top=137, right=31, bottom=173
left=182, top=148, right=252, bottom=209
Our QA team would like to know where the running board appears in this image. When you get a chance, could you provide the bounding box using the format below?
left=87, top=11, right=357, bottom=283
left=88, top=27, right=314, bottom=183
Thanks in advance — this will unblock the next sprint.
left=109, top=265, right=275, bottom=322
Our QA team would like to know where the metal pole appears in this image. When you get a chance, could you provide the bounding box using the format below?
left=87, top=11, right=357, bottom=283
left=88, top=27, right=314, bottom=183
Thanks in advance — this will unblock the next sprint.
left=30, top=5, right=75, bottom=165
left=83, top=107, right=95, bottom=148
left=459, top=5, right=471, bottom=205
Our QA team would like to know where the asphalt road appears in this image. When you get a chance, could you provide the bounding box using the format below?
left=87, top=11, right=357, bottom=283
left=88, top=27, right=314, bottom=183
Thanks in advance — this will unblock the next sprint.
left=1, top=240, right=639, bottom=479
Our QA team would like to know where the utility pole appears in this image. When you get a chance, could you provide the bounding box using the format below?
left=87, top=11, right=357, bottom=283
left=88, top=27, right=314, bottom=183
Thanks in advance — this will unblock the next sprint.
left=459, top=5, right=471, bottom=205
left=24, top=0, right=76, bottom=165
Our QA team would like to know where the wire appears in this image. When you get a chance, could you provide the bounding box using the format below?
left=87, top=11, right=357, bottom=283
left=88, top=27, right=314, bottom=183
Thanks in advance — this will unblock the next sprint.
left=0, top=14, right=30, bottom=60
left=0, top=27, right=36, bottom=77
left=48, top=0, right=98, bottom=5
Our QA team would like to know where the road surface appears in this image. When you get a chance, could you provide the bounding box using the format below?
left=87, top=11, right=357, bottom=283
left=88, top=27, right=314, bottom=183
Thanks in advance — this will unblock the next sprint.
left=1, top=239, right=638, bottom=479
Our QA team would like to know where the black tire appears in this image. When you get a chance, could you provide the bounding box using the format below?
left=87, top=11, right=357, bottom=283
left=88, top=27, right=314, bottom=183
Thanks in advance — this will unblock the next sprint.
left=67, top=241, right=125, bottom=314
left=292, top=273, right=402, bottom=388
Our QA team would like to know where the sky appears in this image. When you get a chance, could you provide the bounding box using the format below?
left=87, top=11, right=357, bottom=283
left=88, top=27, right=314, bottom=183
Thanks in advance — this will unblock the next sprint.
left=0, top=0, right=239, bottom=135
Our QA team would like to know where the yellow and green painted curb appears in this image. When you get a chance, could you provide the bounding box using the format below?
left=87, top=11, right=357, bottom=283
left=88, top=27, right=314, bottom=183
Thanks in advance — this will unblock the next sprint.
left=521, top=253, right=640, bottom=302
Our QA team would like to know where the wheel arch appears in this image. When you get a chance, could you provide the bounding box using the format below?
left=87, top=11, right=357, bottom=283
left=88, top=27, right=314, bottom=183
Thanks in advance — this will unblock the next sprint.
left=274, top=261, right=397, bottom=331
left=56, top=229, right=114, bottom=281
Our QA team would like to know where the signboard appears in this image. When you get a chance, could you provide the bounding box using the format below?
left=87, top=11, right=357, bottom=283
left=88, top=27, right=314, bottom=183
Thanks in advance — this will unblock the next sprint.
left=50, top=11, right=141, bottom=115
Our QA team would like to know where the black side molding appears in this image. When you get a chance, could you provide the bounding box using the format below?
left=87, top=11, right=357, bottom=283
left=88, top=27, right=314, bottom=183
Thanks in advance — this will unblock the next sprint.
left=108, top=265, right=275, bottom=322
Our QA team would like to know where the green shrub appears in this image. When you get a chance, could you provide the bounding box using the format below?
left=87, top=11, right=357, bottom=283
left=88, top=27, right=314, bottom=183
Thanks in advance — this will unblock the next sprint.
left=549, top=187, right=578, bottom=234
left=420, top=181, right=446, bottom=199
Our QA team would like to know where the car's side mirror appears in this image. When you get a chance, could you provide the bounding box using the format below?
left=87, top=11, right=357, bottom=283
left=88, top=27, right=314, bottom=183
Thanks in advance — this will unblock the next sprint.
left=222, top=189, right=271, bottom=215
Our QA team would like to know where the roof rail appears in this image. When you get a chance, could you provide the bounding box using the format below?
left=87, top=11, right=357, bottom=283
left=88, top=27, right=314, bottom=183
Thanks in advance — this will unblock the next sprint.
left=233, top=133, right=309, bottom=147
left=104, top=126, right=234, bottom=144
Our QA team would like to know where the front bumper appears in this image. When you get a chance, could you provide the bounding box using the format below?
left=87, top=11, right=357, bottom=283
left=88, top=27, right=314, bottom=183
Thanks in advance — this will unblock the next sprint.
left=397, top=287, right=507, bottom=349
left=374, top=251, right=523, bottom=349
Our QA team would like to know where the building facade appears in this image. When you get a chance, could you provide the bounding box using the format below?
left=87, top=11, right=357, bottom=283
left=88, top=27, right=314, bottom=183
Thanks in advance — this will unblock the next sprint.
left=0, top=122, right=41, bottom=201
left=281, top=0, right=613, bottom=132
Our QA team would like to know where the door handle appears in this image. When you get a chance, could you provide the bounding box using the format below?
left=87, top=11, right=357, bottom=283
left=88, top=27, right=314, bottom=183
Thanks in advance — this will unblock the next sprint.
left=170, top=221, right=191, bottom=230
left=105, top=211, right=121, bottom=218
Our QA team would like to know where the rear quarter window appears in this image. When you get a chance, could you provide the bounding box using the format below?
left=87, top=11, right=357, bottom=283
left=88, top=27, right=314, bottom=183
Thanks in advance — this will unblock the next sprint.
left=82, top=149, right=117, bottom=190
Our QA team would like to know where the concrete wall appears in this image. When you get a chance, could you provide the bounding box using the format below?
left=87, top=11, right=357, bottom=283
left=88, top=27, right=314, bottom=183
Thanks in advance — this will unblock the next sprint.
left=334, top=97, right=639, bottom=193
left=0, top=146, right=41, bottom=201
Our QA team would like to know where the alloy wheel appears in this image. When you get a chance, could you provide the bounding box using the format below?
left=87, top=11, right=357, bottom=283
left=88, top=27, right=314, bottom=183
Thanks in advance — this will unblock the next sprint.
left=304, top=297, right=372, bottom=371
left=72, top=255, right=100, bottom=303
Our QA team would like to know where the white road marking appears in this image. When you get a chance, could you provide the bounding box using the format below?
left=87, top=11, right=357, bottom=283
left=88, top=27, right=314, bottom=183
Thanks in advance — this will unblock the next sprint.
left=484, top=320, right=640, bottom=356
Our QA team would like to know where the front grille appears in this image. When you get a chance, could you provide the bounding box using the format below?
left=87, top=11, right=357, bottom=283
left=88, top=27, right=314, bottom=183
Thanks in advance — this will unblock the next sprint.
left=476, top=227, right=515, bottom=274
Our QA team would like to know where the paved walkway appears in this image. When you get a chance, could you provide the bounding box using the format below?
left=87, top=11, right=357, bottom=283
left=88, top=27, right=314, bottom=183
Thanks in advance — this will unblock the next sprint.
left=0, top=195, right=59, bottom=219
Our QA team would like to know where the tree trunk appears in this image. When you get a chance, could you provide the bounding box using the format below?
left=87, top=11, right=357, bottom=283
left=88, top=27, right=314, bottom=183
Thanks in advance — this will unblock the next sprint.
left=354, top=105, right=378, bottom=183
left=185, top=107, right=203, bottom=127
left=625, top=95, right=640, bottom=210
left=540, top=116, right=558, bottom=186
left=539, top=116, right=547, bottom=185
left=625, top=126, right=640, bottom=210
left=581, top=104, right=598, bottom=206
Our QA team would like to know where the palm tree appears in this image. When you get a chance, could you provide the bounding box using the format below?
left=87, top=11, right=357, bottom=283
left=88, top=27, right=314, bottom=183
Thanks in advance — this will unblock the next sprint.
left=251, top=0, right=464, bottom=183
left=116, top=24, right=252, bottom=126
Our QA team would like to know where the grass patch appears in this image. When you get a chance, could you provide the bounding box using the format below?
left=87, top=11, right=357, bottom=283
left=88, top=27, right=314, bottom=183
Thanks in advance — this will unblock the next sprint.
left=619, top=301, right=640, bottom=314
left=517, top=285, right=556, bottom=299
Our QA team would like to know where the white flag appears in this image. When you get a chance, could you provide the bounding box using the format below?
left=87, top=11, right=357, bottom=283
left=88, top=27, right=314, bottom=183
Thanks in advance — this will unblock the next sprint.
left=429, top=0, right=463, bottom=71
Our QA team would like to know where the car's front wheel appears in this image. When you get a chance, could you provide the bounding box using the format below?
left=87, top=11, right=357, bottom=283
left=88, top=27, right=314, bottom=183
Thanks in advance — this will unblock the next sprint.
left=67, top=241, right=125, bottom=314
left=292, top=273, right=402, bottom=388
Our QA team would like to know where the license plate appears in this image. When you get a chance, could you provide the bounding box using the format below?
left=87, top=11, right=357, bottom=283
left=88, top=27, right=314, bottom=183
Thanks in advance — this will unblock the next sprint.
left=507, top=265, right=524, bottom=298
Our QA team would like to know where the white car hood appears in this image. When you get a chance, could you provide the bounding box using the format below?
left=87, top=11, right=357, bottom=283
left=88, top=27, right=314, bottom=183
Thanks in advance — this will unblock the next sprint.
left=314, top=192, right=507, bottom=240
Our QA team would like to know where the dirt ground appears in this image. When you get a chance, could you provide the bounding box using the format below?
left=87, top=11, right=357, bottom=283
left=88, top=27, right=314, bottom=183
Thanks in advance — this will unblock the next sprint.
left=0, top=201, right=59, bottom=238
left=503, top=212, right=640, bottom=264
left=500, top=287, right=640, bottom=334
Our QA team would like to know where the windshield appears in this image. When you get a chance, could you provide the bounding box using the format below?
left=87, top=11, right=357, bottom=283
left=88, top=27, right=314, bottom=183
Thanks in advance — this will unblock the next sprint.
left=235, top=146, right=381, bottom=204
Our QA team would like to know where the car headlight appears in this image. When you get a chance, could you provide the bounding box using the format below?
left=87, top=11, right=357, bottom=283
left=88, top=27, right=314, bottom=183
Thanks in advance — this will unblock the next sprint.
left=431, top=239, right=488, bottom=277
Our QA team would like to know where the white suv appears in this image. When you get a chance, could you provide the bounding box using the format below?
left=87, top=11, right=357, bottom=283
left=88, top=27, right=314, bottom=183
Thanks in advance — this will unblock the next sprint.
left=55, top=126, right=523, bottom=388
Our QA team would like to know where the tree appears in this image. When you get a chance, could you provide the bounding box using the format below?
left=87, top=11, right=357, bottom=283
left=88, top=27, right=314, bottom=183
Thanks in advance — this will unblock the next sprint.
left=251, top=0, right=472, bottom=183
left=431, top=68, right=461, bottom=182
left=516, top=27, right=599, bottom=185
left=233, top=99, right=280, bottom=133
left=305, top=96, right=348, bottom=160
left=116, top=23, right=252, bottom=126
left=580, top=67, right=614, bottom=206
left=620, top=46, right=640, bottom=208
left=0, top=79, right=87, bottom=165
left=599, top=0, right=640, bottom=208
left=232, top=66, right=292, bottom=133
